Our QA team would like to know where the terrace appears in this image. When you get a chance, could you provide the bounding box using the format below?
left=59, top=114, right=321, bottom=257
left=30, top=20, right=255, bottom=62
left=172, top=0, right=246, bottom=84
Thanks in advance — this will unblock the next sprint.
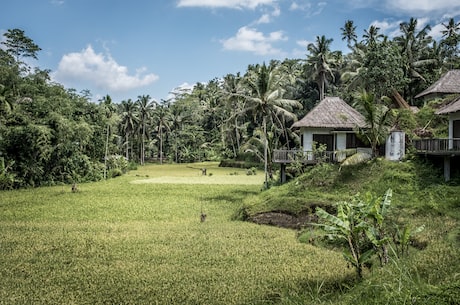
left=273, top=149, right=358, bottom=164
left=273, top=148, right=364, bottom=183
left=413, top=138, right=460, bottom=155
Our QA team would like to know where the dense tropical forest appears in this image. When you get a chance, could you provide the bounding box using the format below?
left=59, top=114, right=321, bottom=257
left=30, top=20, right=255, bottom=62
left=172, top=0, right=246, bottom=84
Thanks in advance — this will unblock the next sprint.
left=1, top=17, right=459, bottom=189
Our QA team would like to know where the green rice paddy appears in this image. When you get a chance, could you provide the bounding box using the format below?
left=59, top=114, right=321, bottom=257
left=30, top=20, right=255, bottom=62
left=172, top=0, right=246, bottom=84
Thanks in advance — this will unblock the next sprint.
left=0, top=163, right=351, bottom=304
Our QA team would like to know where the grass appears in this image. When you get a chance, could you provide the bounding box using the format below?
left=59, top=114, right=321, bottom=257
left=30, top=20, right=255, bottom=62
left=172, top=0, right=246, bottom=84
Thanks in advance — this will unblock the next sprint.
left=0, top=162, right=351, bottom=304
left=1, top=160, right=459, bottom=304
left=242, top=158, right=460, bottom=304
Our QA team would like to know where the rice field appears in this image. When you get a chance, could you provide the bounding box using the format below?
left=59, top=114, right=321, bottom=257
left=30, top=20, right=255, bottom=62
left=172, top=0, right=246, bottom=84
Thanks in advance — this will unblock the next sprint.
left=0, top=163, right=352, bottom=305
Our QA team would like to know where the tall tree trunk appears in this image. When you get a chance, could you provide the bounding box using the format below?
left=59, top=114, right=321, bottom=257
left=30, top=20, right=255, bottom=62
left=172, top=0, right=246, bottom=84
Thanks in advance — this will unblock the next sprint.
left=263, top=116, right=268, bottom=189
left=141, top=124, right=145, bottom=165
left=235, top=116, right=240, bottom=153
left=104, top=124, right=109, bottom=179
left=319, top=72, right=325, bottom=101
left=159, top=126, right=163, bottom=165
left=125, top=133, right=129, bottom=160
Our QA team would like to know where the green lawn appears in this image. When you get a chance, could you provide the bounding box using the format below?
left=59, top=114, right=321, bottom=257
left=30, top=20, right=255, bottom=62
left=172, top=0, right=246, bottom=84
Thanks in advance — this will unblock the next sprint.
left=0, top=163, right=352, bottom=304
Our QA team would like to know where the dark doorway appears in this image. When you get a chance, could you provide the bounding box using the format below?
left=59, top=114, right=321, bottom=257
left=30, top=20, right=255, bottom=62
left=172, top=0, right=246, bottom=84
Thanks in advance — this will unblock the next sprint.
left=313, top=134, right=334, bottom=150
left=453, top=120, right=460, bottom=138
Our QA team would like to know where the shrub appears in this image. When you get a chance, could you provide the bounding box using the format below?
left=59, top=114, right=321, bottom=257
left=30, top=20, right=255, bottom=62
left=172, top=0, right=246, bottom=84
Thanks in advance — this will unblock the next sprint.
left=108, top=168, right=123, bottom=178
left=106, top=155, right=129, bottom=173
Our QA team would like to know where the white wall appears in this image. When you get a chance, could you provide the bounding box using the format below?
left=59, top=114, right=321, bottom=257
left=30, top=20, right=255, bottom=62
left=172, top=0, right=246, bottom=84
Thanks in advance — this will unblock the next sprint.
left=336, top=133, right=347, bottom=150
left=385, top=131, right=405, bottom=161
left=301, top=128, right=332, bottom=151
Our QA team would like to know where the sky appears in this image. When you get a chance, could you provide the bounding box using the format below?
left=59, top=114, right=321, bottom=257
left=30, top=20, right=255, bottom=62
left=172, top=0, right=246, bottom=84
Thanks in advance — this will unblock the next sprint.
left=2, top=0, right=460, bottom=103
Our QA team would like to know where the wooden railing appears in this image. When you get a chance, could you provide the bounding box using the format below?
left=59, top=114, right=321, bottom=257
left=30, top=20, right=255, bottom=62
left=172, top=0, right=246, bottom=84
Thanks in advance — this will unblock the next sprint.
left=273, top=149, right=358, bottom=163
left=413, top=138, right=460, bottom=154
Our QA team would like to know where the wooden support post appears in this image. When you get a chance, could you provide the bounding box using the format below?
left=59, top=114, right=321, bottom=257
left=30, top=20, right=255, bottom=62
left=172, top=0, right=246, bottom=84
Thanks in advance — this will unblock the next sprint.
left=280, top=163, right=286, bottom=184
left=444, top=156, right=451, bottom=182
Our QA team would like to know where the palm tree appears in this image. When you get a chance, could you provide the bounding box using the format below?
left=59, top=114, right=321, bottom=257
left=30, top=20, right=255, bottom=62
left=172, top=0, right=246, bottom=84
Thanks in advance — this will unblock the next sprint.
left=341, top=20, right=358, bottom=50
left=100, top=94, right=115, bottom=179
left=362, top=25, right=384, bottom=47
left=353, top=89, right=393, bottom=157
left=241, top=62, right=302, bottom=188
left=152, top=100, right=172, bottom=164
left=306, top=35, right=337, bottom=101
left=441, top=18, right=460, bottom=65
left=394, top=18, right=435, bottom=101
left=136, top=95, right=155, bottom=165
left=119, top=99, right=138, bottom=160
left=220, top=73, right=248, bottom=157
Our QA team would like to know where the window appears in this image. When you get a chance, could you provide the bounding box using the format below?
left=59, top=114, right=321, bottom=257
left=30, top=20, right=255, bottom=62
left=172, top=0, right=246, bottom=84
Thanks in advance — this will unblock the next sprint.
left=346, top=133, right=366, bottom=148
left=313, top=134, right=334, bottom=150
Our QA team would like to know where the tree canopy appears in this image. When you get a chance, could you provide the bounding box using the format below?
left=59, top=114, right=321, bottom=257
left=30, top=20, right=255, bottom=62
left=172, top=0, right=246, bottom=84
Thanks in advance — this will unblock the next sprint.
left=0, top=18, right=459, bottom=188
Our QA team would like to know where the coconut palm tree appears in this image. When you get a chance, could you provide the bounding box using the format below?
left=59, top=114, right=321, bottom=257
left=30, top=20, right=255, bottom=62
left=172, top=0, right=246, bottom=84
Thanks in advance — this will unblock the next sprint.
left=306, top=35, right=338, bottom=101
left=394, top=18, right=435, bottom=101
left=441, top=18, right=460, bottom=66
left=137, top=95, right=156, bottom=165
left=353, top=89, right=393, bottom=157
left=100, top=94, right=116, bottom=179
left=341, top=20, right=358, bottom=50
left=362, top=25, right=385, bottom=47
left=241, top=62, right=302, bottom=188
left=220, top=73, right=249, bottom=157
left=119, top=99, right=138, bottom=160
left=152, top=100, right=172, bottom=164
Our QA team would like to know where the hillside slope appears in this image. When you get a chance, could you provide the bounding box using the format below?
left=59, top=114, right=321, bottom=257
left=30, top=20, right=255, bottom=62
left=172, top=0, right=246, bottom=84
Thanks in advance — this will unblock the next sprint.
left=237, top=158, right=460, bottom=304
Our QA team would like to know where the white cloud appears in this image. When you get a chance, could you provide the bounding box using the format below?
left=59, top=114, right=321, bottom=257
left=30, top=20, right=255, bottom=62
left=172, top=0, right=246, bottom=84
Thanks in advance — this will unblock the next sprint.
left=50, top=0, right=65, bottom=5
left=291, top=40, right=312, bottom=58
left=271, top=6, right=281, bottom=17
left=177, top=0, right=276, bottom=9
left=220, top=26, right=287, bottom=55
left=384, top=0, right=460, bottom=14
left=288, top=1, right=326, bottom=17
left=54, top=45, right=158, bottom=92
left=370, top=19, right=401, bottom=38
left=289, top=2, right=310, bottom=11
left=296, top=39, right=311, bottom=49
left=429, top=23, right=446, bottom=40
left=256, top=14, right=271, bottom=24
left=254, top=6, right=281, bottom=24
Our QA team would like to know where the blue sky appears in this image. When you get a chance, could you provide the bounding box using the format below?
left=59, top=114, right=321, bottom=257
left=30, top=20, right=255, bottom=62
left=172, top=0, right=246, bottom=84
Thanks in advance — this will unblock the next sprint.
left=2, top=0, right=460, bottom=103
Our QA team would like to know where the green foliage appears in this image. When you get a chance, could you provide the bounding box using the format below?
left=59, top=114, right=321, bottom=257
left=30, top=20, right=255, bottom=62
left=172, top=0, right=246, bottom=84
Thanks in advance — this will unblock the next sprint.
left=315, top=189, right=393, bottom=278
left=353, top=89, right=394, bottom=157
left=0, top=157, right=16, bottom=190
left=241, top=157, right=459, bottom=304
left=303, top=162, right=337, bottom=187
left=246, top=167, right=257, bottom=175
left=108, top=168, right=123, bottom=178
left=106, top=154, right=128, bottom=174
left=360, top=41, right=408, bottom=97
left=1, top=28, right=41, bottom=62
left=414, top=100, right=449, bottom=137
left=393, top=224, right=425, bottom=257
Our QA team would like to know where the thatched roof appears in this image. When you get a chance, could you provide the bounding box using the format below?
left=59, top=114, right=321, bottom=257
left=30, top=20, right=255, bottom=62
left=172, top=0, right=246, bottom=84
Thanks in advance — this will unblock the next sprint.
left=292, top=96, right=366, bottom=129
left=436, top=96, right=460, bottom=114
left=415, top=70, right=460, bottom=99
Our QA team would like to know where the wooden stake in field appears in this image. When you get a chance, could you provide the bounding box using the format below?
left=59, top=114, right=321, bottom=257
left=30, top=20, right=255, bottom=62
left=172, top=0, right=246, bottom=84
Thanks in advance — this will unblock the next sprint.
left=200, top=200, right=207, bottom=222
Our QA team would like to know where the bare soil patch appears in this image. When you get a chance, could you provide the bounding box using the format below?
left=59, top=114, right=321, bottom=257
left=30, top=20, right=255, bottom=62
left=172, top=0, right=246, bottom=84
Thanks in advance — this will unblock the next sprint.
left=248, top=204, right=335, bottom=230
left=249, top=211, right=315, bottom=230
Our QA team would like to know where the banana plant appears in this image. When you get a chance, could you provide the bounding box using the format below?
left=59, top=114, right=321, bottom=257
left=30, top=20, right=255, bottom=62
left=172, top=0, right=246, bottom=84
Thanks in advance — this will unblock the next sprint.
left=315, top=189, right=393, bottom=278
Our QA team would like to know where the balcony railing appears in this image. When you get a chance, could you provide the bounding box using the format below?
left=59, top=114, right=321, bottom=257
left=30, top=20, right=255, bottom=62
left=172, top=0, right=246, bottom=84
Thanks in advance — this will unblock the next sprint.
left=413, top=138, right=460, bottom=155
left=273, top=149, right=360, bottom=163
